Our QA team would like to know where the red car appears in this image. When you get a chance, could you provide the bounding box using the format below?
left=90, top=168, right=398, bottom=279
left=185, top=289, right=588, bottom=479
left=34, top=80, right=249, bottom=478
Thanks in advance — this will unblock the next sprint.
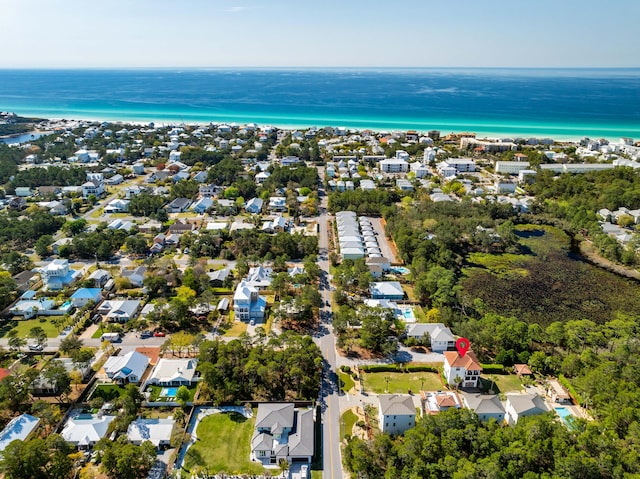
left=153, top=331, right=166, bottom=337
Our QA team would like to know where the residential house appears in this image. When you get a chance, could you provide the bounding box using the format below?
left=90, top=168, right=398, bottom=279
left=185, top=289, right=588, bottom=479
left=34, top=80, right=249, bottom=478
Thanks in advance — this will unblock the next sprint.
left=505, top=393, right=549, bottom=425
left=97, top=299, right=142, bottom=322
left=121, top=266, right=147, bottom=287
left=261, top=216, right=287, bottom=233
left=82, top=173, right=105, bottom=198
left=165, top=197, right=191, bottom=213
left=146, top=358, right=198, bottom=387
left=14, top=187, right=32, bottom=197
left=105, top=174, right=124, bottom=185
left=370, top=281, right=404, bottom=300
left=268, top=196, right=287, bottom=212
left=251, top=403, right=314, bottom=466
left=245, top=266, right=273, bottom=289
left=513, top=364, right=533, bottom=377
left=378, top=394, right=417, bottom=435
left=39, top=259, right=81, bottom=291
left=199, top=184, right=223, bottom=197
left=61, top=413, right=116, bottom=449
left=547, top=379, right=572, bottom=404
left=405, top=323, right=455, bottom=352
left=12, top=270, right=37, bottom=293
left=191, top=197, right=213, bottom=214
left=443, top=350, right=482, bottom=388
left=88, top=269, right=111, bottom=288
left=244, top=197, right=263, bottom=214
left=193, top=171, right=208, bottom=183
left=51, top=238, right=73, bottom=255
left=462, top=393, right=506, bottom=422
left=127, top=418, right=175, bottom=449
left=70, top=288, right=102, bottom=308
left=421, top=391, right=462, bottom=415
left=0, top=414, right=40, bottom=453
left=379, top=158, right=409, bottom=173
left=233, top=280, right=267, bottom=321
left=206, top=268, right=231, bottom=286
left=103, top=351, right=150, bottom=384
left=168, top=219, right=195, bottom=235
left=104, top=198, right=129, bottom=213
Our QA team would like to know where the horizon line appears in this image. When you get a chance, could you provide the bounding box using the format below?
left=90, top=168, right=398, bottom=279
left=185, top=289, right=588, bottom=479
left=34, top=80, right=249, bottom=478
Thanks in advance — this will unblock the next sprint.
left=1, top=66, right=639, bottom=71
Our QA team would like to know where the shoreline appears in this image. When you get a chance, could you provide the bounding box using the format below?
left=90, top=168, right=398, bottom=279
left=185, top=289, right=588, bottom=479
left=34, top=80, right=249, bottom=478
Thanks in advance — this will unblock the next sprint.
left=11, top=110, right=639, bottom=143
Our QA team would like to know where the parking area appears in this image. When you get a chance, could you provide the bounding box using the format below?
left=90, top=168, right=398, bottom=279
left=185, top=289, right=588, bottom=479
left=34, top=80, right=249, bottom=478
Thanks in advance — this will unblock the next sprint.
left=367, top=217, right=399, bottom=264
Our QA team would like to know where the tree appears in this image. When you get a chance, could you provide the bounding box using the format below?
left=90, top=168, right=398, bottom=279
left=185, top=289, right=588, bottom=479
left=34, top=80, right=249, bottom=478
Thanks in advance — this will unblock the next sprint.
left=29, top=326, right=48, bottom=350
left=34, top=234, right=53, bottom=257
left=278, top=458, right=290, bottom=478
left=42, top=362, right=71, bottom=401
left=0, top=434, right=73, bottom=479
left=59, top=335, right=83, bottom=355
left=125, top=236, right=148, bottom=255
left=176, top=385, right=190, bottom=407
left=31, top=400, right=62, bottom=434
left=7, top=329, right=26, bottom=352
left=97, top=436, right=156, bottom=479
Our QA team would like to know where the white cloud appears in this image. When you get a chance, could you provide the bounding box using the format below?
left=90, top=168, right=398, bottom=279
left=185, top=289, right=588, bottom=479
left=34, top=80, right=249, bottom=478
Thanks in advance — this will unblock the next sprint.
left=225, top=6, right=247, bottom=13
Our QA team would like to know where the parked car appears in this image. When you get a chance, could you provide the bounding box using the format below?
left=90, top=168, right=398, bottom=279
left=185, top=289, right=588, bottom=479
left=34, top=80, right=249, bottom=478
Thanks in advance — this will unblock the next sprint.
left=249, top=319, right=255, bottom=326
left=140, top=331, right=152, bottom=338
left=153, top=331, right=166, bottom=337
left=28, top=344, right=43, bottom=351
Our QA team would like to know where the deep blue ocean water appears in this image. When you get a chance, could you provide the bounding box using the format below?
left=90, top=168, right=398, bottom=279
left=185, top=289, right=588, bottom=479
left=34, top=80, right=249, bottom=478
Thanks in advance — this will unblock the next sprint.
left=1, top=68, right=639, bottom=139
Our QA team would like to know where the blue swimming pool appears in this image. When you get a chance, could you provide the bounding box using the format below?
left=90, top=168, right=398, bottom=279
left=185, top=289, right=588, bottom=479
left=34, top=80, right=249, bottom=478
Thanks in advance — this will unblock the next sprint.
left=160, top=387, right=178, bottom=398
left=555, top=407, right=575, bottom=427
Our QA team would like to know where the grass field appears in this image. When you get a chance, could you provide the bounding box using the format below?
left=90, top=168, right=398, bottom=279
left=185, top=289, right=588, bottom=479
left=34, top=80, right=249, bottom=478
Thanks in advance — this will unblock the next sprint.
left=91, top=384, right=129, bottom=402
left=183, top=412, right=264, bottom=476
left=480, top=374, right=523, bottom=394
left=8, top=319, right=61, bottom=338
left=341, top=409, right=358, bottom=440
left=338, top=371, right=356, bottom=393
left=223, top=321, right=247, bottom=337
left=363, top=371, right=443, bottom=394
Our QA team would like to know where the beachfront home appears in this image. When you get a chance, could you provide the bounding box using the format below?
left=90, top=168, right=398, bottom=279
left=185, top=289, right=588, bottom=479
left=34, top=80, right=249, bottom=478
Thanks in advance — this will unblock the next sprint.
left=378, top=394, right=417, bottom=435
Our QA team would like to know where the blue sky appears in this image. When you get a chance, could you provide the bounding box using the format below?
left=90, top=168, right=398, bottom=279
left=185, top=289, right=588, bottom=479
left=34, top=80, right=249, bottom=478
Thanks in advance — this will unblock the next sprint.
left=1, top=0, right=638, bottom=68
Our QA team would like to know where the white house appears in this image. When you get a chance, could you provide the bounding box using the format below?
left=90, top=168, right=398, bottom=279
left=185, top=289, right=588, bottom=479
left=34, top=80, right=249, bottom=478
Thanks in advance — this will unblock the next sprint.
left=505, top=393, right=549, bottom=425
left=70, top=288, right=102, bottom=308
left=233, top=280, right=267, bottom=322
left=495, top=161, right=530, bottom=174
left=378, top=394, right=417, bottom=435
left=146, top=358, right=198, bottom=387
left=443, top=351, right=482, bottom=388
left=421, top=391, right=462, bottom=415
left=245, top=197, right=264, bottom=214
left=39, top=259, right=81, bottom=291
left=405, top=323, right=455, bottom=352
left=251, top=403, right=314, bottom=466
left=103, top=351, right=150, bottom=384
left=370, top=281, right=404, bottom=300
left=127, top=418, right=175, bottom=449
left=379, top=158, right=409, bottom=173
left=97, top=299, right=142, bottom=322
left=0, top=414, right=40, bottom=453
left=61, top=413, right=116, bottom=449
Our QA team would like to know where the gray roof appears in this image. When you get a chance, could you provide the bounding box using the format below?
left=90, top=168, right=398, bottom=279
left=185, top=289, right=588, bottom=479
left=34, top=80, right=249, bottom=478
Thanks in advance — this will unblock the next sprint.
left=463, top=394, right=505, bottom=415
left=506, top=393, right=549, bottom=415
left=255, top=403, right=295, bottom=431
left=288, top=409, right=314, bottom=457
left=378, top=394, right=416, bottom=416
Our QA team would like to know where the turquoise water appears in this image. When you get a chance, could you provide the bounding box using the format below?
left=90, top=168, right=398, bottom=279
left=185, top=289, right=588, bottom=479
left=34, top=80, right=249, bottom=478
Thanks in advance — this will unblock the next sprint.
left=391, top=267, right=411, bottom=275
left=61, top=300, right=73, bottom=308
left=555, top=407, right=574, bottom=427
left=160, top=387, right=178, bottom=398
left=0, top=68, right=639, bottom=139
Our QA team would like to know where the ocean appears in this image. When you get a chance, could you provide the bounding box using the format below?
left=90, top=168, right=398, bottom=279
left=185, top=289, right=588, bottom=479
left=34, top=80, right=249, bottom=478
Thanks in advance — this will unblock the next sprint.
left=0, top=68, right=639, bottom=140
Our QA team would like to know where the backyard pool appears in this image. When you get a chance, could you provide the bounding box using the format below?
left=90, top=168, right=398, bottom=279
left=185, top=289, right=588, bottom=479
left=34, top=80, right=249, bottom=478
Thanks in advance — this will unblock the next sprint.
left=390, top=267, right=410, bottom=275
left=555, top=407, right=575, bottom=427
left=398, top=305, right=416, bottom=322
left=160, top=387, right=179, bottom=398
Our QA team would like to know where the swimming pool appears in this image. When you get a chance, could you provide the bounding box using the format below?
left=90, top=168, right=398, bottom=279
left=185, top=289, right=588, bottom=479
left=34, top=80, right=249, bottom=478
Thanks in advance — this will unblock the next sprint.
left=555, top=407, right=574, bottom=427
left=160, top=387, right=178, bottom=398
left=398, top=306, right=416, bottom=322
left=61, top=300, right=73, bottom=308
left=390, top=267, right=410, bottom=275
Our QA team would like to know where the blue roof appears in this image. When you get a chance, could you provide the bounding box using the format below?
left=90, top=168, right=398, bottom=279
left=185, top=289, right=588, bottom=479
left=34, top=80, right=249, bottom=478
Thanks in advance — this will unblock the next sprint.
left=70, top=288, right=102, bottom=299
left=21, top=290, right=37, bottom=300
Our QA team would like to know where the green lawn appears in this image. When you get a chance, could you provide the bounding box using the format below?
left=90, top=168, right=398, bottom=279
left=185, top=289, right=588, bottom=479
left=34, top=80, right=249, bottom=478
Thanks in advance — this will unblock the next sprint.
left=363, top=371, right=443, bottom=394
left=341, top=409, right=358, bottom=440
left=8, top=319, right=61, bottom=338
left=338, top=371, right=356, bottom=393
left=481, top=374, right=523, bottom=394
left=183, top=412, right=264, bottom=476
left=91, top=384, right=129, bottom=402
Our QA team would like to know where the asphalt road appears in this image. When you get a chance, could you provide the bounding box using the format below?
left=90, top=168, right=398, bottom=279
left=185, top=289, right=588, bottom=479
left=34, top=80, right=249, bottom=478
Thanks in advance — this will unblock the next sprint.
left=315, top=167, right=344, bottom=479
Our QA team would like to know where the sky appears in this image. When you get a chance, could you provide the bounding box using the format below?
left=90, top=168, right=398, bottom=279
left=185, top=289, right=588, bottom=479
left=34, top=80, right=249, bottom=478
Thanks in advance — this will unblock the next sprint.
left=1, top=0, right=639, bottom=68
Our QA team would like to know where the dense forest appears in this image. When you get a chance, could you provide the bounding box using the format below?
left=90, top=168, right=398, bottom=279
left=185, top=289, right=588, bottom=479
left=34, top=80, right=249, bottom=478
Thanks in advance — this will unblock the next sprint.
left=343, top=407, right=640, bottom=479
left=198, top=332, right=322, bottom=402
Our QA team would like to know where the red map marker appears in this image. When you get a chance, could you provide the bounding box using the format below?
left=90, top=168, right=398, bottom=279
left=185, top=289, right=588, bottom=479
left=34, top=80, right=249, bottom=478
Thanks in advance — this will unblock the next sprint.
left=455, top=337, right=470, bottom=357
